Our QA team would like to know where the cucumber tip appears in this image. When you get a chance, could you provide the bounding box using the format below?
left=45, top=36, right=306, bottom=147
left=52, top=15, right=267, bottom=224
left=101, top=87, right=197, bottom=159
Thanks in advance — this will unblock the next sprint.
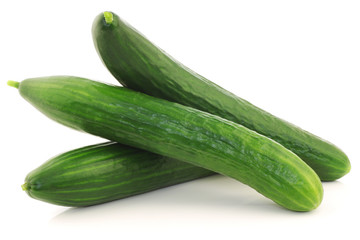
left=21, top=182, right=30, bottom=191
left=7, top=80, right=20, bottom=89
left=103, top=11, right=113, bottom=25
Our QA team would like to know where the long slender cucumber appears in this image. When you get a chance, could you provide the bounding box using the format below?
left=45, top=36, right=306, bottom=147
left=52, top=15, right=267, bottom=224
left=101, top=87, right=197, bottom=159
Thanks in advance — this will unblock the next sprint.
left=9, top=76, right=323, bottom=211
left=92, top=11, right=350, bottom=181
left=22, top=142, right=214, bottom=207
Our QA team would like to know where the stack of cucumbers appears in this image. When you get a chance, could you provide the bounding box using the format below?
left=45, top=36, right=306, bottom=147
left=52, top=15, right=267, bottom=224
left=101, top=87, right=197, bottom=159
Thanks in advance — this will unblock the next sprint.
left=8, top=11, right=350, bottom=212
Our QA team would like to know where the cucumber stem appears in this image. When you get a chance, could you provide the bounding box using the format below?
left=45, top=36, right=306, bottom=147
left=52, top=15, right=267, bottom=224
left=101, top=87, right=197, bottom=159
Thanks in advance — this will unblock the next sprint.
left=7, top=80, right=20, bottom=89
left=21, top=182, right=30, bottom=191
left=104, top=11, right=113, bottom=24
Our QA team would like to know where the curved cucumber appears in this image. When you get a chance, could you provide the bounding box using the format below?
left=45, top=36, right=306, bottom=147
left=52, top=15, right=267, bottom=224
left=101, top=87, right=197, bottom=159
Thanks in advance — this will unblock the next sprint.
left=22, top=142, right=213, bottom=207
left=10, top=76, right=323, bottom=211
left=92, top=11, right=350, bottom=181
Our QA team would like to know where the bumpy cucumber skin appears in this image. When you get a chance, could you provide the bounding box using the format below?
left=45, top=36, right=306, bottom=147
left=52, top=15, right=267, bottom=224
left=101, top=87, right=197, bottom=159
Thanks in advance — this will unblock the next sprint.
left=92, top=12, right=350, bottom=181
left=17, top=76, right=322, bottom=211
left=24, top=142, right=213, bottom=207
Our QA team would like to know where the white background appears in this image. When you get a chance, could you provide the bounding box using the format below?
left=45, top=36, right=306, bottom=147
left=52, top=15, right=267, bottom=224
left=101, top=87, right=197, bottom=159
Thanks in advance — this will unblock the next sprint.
left=0, top=0, right=359, bottom=239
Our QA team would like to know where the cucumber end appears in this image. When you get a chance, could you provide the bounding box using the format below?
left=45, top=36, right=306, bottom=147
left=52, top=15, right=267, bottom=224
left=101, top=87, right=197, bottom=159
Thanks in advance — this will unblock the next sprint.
left=21, top=182, right=30, bottom=191
left=103, top=11, right=113, bottom=25
left=7, top=80, right=20, bottom=89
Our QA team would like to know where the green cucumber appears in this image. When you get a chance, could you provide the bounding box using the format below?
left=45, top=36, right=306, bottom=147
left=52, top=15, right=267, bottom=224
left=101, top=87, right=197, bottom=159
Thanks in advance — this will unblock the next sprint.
left=9, top=76, right=323, bottom=211
left=22, top=142, right=213, bottom=207
left=92, top=11, right=350, bottom=181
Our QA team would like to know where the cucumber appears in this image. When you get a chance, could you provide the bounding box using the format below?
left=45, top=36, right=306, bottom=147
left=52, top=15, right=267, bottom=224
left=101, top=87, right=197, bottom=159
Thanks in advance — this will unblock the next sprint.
left=8, top=76, right=323, bottom=211
left=22, top=142, right=213, bottom=207
left=92, top=11, right=350, bottom=181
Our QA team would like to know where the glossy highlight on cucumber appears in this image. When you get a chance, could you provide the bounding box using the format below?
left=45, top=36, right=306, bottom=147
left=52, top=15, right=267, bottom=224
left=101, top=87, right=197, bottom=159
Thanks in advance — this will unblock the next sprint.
left=10, top=76, right=323, bottom=211
left=92, top=11, right=350, bottom=181
left=22, top=142, right=214, bottom=207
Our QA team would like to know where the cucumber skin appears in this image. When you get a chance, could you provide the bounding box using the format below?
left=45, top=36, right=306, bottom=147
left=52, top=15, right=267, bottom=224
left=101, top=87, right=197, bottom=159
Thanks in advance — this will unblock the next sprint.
left=17, top=76, right=322, bottom=211
left=92, top=12, right=350, bottom=181
left=24, top=142, right=214, bottom=207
